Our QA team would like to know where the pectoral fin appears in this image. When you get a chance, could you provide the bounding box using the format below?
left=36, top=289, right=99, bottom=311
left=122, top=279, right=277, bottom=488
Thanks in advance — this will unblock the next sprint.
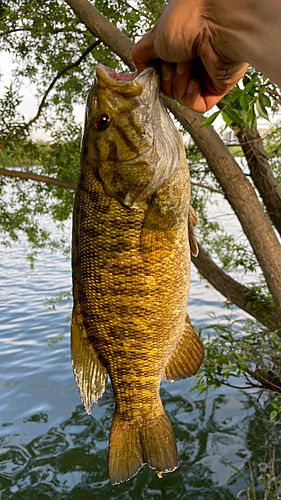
left=71, top=307, right=108, bottom=414
left=188, top=205, right=199, bottom=257
left=140, top=198, right=176, bottom=262
left=163, top=314, right=204, bottom=381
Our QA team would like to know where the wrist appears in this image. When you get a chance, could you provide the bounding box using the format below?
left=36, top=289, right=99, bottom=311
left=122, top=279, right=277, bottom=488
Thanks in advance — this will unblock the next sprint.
left=205, top=0, right=281, bottom=85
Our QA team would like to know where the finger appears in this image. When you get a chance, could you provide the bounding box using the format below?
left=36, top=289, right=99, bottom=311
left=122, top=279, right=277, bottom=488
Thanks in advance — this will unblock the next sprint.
left=131, top=28, right=159, bottom=73
left=180, top=58, right=247, bottom=112
left=181, top=78, right=207, bottom=112
left=178, top=78, right=224, bottom=112
left=170, top=61, right=192, bottom=104
left=160, top=62, right=175, bottom=99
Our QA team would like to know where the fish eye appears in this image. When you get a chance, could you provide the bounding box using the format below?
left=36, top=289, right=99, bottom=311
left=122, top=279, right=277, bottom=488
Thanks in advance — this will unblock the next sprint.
left=94, top=113, right=111, bottom=131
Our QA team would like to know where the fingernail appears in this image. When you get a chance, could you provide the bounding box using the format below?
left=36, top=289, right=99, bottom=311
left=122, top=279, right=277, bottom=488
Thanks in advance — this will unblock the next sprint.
left=186, top=79, right=195, bottom=94
left=161, top=64, right=173, bottom=82
left=176, top=62, right=187, bottom=76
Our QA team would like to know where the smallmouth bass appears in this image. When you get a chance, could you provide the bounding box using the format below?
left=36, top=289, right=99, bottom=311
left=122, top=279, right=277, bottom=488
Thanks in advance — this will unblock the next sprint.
left=71, top=64, right=204, bottom=484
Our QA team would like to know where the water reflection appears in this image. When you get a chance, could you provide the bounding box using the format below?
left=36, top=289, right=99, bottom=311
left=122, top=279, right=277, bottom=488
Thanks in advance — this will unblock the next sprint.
left=0, top=384, right=280, bottom=500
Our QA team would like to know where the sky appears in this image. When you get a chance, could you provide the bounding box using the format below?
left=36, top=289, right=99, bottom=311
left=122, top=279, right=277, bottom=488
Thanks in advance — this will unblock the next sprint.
left=0, top=51, right=85, bottom=141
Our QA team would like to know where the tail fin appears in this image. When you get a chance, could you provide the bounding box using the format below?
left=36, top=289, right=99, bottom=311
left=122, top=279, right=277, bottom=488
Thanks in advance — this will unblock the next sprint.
left=108, top=411, right=179, bottom=485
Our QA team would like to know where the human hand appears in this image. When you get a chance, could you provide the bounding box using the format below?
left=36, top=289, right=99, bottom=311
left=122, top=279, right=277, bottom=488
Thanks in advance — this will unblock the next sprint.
left=132, top=0, right=248, bottom=112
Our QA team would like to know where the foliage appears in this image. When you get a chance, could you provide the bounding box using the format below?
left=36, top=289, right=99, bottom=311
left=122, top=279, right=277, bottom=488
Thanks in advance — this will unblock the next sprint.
left=200, top=69, right=280, bottom=131
left=223, top=459, right=281, bottom=500
left=193, top=313, right=281, bottom=421
left=0, top=120, right=80, bottom=257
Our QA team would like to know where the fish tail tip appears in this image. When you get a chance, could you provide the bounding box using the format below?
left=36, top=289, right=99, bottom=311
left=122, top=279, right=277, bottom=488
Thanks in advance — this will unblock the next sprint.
left=109, top=411, right=179, bottom=485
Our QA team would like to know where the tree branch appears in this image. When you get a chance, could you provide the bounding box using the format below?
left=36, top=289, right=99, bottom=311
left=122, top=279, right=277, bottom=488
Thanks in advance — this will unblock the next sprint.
left=0, top=39, right=100, bottom=150
left=64, top=0, right=134, bottom=70
left=232, top=123, right=281, bottom=237
left=190, top=181, right=224, bottom=195
left=192, top=244, right=280, bottom=332
left=0, top=167, right=223, bottom=195
left=0, top=168, right=76, bottom=190
left=117, top=0, right=141, bottom=14
left=216, top=101, right=281, bottom=236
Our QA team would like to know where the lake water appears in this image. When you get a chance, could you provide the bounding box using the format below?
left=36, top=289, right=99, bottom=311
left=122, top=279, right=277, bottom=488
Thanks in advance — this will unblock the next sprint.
left=0, top=215, right=280, bottom=500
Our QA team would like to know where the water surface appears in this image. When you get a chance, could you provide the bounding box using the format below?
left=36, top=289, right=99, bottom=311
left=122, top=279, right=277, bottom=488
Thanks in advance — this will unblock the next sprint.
left=0, top=220, right=280, bottom=500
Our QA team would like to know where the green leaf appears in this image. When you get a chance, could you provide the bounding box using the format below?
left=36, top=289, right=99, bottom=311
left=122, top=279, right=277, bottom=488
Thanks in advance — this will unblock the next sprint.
left=223, top=108, right=245, bottom=126
left=244, top=79, right=255, bottom=93
left=259, top=93, right=271, bottom=108
left=239, top=94, right=249, bottom=111
left=248, top=105, right=256, bottom=132
left=222, top=461, right=253, bottom=493
left=243, top=75, right=251, bottom=87
left=199, top=111, right=220, bottom=128
left=270, top=410, right=278, bottom=421
left=240, top=109, right=248, bottom=123
left=222, top=110, right=233, bottom=127
left=237, top=490, right=247, bottom=499
left=256, top=98, right=270, bottom=120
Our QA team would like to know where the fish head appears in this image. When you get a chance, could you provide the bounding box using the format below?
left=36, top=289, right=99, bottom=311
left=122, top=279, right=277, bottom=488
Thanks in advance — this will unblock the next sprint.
left=82, top=64, right=184, bottom=207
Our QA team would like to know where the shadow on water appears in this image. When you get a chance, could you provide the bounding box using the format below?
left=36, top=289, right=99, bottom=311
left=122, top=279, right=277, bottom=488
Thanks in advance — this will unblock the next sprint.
left=0, top=382, right=280, bottom=500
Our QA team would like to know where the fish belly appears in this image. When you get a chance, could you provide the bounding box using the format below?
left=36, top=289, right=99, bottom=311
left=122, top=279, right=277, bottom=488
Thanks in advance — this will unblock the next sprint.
left=73, top=168, right=190, bottom=403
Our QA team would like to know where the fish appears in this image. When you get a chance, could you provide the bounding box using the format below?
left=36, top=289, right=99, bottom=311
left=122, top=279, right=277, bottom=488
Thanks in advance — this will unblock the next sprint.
left=71, top=63, right=204, bottom=485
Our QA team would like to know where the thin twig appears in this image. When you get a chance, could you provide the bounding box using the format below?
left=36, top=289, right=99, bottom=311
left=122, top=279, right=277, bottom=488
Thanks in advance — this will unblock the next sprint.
left=117, top=0, right=141, bottom=14
left=248, top=461, right=257, bottom=500
left=248, top=369, right=281, bottom=392
left=190, top=180, right=224, bottom=195
left=0, top=39, right=100, bottom=150
left=0, top=27, right=87, bottom=38
left=0, top=168, right=76, bottom=190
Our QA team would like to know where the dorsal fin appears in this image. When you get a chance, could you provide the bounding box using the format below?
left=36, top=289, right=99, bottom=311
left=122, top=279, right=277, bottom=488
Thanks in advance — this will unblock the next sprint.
left=163, top=314, right=204, bottom=381
left=71, top=307, right=108, bottom=414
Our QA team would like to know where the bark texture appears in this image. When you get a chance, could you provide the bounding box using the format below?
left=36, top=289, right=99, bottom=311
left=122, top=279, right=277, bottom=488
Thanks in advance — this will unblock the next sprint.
left=233, top=124, right=281, bottom=236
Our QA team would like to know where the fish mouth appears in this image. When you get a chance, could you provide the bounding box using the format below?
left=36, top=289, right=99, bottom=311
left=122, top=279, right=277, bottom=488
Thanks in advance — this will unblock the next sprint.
left=97, top=65, right=138, bottom=82
left=96, top=64, right=158, bottom=97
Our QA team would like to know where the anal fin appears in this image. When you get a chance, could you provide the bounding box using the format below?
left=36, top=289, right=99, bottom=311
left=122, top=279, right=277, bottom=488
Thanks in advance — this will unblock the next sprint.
left=71, top=307, right=108, bottom=414
left=163, top=314, right=204, bottom=381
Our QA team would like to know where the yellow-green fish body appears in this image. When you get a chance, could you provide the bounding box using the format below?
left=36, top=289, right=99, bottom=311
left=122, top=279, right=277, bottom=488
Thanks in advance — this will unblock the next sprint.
left=71, top=65, right=204, bottom=484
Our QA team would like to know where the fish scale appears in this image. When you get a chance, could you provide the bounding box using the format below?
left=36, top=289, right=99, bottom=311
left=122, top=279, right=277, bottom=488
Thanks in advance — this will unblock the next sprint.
left=71, top=64, right=204, bottom=484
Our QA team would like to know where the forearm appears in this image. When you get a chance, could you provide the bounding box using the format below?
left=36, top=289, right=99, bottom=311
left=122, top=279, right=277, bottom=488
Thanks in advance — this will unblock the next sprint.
left=204, top=0, right=281, bottom=86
